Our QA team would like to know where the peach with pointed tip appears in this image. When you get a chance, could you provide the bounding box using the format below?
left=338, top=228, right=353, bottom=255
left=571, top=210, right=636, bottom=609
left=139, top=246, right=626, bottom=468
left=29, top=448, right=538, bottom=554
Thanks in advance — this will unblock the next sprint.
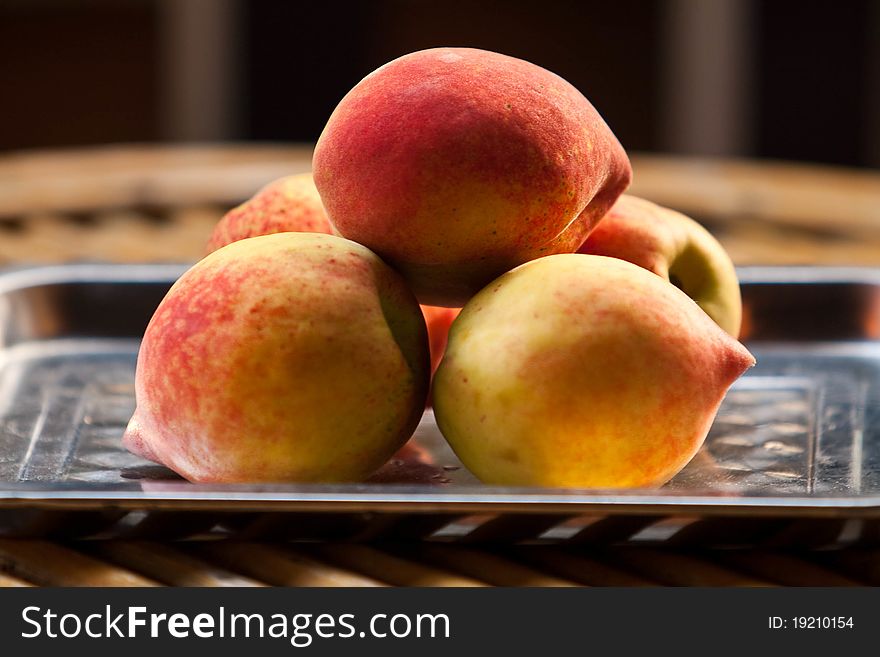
left=579, top=195, right=742, bottom=336
left=433, top=254, right=755, bottom=489
left=205, top=173, right=333, bottom=255
left=124, top=232, right=430, bottom=483
left=313, top=47, right=632, bottom=307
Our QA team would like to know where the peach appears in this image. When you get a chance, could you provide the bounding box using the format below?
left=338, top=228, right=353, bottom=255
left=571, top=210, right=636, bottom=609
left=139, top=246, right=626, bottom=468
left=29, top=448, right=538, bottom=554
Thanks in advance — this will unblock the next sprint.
left=432, top=254, right=755, bottom=488
left=204, top=174, right=458, bottom=383
left=205, top=173, right=333, bottom=255
left=124, top=232, right=430, bottom=483
left=202, top=172, right=458, bottom=418
left=313, top=47, right=632, bottom=306
left=579, top=195, right=743, bottom=336
left=421, top=305, right=461, bottom=375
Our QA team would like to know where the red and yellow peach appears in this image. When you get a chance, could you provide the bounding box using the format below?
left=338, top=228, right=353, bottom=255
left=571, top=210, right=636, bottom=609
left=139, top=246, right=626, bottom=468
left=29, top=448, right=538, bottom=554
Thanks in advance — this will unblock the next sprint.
left=124, top=232, right=430, bottom=483
left=313, top=47, right=632, bottom=306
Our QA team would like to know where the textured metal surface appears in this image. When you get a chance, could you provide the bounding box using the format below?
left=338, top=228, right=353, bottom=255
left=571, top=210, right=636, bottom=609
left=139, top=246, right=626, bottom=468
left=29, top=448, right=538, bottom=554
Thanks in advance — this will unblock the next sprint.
left=1, top=264, right=880, bottom=543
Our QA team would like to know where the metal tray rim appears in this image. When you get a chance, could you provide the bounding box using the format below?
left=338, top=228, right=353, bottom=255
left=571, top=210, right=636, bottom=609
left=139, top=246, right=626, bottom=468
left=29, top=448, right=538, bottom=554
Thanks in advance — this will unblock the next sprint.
left=3, top=484, right=880, bottom=517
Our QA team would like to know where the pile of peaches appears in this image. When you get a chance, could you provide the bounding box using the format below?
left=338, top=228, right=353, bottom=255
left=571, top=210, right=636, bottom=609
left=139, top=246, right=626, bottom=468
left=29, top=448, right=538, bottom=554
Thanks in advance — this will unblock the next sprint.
left=124, top=48, right=754, bottom=489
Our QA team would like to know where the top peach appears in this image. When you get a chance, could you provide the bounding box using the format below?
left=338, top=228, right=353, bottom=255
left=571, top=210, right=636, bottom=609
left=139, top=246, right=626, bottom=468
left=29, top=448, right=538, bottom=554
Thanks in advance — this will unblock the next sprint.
left=312, top=47, right=632, bottom=307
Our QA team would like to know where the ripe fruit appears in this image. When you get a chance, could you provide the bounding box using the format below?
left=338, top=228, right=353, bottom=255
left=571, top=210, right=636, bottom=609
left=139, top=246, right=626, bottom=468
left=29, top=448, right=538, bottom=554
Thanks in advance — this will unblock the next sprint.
left=579, top=195, right=743, bottom=336
left=205, top=173, right=333, bottom=255
left=313, top=47, right=632, bottom=306
left=124, top=232, right=430, bottom=483
left=421, top=305, right=461, bottom=375
left=433, top=254, right=755, bottom=488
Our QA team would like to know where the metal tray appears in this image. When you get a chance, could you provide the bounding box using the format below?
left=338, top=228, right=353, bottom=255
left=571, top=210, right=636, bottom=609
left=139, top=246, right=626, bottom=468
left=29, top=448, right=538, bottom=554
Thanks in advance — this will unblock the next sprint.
left=1, top=263, right=880, bottom=545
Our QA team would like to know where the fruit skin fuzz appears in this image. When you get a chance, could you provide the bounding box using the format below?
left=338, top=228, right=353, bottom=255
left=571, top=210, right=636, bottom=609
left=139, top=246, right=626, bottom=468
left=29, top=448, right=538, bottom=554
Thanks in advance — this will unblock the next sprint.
left=204, top=172, right=462, bottom=392
left=124, top=232, right=430, bottom=484
left=313, top=47, right=632, bottom=307
left=433, top=254, right=755, bottom=489
left=205, top=173, right=334, bottom=255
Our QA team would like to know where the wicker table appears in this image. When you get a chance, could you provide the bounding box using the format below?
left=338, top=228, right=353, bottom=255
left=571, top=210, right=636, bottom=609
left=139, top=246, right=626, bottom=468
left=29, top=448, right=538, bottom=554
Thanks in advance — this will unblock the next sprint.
left=1, top=144, right=880, bottom=587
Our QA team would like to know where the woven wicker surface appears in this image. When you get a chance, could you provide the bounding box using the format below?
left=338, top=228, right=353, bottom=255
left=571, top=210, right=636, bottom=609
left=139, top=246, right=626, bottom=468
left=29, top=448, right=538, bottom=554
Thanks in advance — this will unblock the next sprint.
left=2, top=144, right=880, bottom=587
left=3, top=539, right=880, bottom=587
left=2, top=144, right=880, bottom=266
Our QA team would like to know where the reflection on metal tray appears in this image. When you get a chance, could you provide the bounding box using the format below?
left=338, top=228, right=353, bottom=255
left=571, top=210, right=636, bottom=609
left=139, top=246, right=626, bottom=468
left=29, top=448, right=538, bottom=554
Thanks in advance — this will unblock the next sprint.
left=1, top=264, right=880, bottom=545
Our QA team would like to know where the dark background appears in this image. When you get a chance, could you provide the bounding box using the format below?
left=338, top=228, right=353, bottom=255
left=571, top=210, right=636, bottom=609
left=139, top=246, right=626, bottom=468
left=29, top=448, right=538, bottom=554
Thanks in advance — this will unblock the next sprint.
left=1, top=0, right=878, bottom=168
